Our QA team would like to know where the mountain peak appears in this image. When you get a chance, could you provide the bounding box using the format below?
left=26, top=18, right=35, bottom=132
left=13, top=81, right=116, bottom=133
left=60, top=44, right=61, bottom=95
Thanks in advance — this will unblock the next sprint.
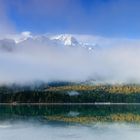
left=5, top=31, right=32, bottom=44
left=50, top=34, right=79, bottom=46
left=0, top=32, right=96, bottom=52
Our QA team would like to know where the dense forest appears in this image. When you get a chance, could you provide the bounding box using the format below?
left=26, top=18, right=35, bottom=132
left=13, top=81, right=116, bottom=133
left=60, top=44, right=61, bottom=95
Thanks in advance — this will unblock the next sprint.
left=1, top=84, right=140, bottom=103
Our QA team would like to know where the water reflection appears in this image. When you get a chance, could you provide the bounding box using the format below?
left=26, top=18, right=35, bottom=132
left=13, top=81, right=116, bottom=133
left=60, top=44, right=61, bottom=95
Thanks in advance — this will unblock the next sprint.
left=0, top=105, right=140, bottom=123
left=0, top=105, right=140, bottom=140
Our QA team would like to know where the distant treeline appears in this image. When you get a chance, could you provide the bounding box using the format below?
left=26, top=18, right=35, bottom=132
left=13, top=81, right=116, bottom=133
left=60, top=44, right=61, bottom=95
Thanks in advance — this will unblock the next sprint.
left=1, top=84, right=140, bottom=103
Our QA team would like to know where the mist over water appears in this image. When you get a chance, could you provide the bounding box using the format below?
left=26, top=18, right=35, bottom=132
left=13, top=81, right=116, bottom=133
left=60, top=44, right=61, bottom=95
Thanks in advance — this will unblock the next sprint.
left=1, top=122, right=140, bottom=140
left=0, top=105, right=140, bottom=140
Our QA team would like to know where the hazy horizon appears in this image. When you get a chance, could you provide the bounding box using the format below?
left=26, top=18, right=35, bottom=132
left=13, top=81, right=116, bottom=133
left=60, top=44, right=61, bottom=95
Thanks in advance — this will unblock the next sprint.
left=1, top=0, right=140, bottom=85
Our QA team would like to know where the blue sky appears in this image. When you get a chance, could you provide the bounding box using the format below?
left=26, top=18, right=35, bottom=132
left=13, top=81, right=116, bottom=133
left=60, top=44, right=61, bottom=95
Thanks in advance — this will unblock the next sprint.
left=1, top=0, right=140, bottom=38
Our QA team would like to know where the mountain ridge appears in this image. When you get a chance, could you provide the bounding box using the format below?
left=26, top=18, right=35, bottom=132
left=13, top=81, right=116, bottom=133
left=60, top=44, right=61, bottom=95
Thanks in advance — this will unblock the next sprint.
left=0, top=32, right=96, bottom=52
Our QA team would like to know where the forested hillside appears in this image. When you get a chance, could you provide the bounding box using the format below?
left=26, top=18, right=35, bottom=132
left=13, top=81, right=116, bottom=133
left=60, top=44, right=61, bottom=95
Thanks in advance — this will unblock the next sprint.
left=1, top=84, right=140, bottom=103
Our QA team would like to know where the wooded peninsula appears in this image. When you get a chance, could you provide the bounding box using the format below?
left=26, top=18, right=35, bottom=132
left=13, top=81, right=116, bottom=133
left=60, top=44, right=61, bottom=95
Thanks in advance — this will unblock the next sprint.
left=1, top=84, right=140, bottom=103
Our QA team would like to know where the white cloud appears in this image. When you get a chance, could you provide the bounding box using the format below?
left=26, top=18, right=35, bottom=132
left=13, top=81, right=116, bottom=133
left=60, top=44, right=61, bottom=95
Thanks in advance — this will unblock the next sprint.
left=1, top=33, right=140, bottom=84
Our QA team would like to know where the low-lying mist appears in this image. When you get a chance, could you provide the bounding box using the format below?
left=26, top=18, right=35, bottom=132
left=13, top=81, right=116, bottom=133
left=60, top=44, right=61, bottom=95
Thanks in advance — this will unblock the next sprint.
left=0, top=121, right=140, bottom=140
left=0, top=37, right=140, bottom=85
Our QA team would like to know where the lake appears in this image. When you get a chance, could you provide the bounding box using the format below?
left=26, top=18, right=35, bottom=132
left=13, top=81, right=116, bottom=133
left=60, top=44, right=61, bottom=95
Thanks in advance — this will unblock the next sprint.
left=0, top=105, right=140, bottom=140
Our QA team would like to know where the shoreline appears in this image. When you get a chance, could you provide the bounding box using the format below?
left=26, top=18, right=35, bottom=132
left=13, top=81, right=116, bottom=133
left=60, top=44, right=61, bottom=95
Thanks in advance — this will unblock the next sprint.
left=0, top=102, right=140, bottom=106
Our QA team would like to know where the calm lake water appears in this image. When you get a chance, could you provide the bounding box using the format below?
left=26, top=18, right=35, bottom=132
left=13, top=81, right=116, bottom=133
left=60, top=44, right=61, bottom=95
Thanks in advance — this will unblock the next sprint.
left=0, top=105, right=140, bottom=140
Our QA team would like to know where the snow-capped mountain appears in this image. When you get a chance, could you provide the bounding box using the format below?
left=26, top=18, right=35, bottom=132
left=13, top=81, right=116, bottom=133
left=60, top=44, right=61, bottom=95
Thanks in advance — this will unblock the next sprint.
left=49, top=34, right=96, bottom=50
left=0, top=32, right=96, bottom=52
left=50, top=34, right=79, bottom=46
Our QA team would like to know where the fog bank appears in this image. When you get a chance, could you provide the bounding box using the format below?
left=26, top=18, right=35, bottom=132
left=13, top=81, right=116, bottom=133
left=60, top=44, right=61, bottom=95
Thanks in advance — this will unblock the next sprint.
left=1, top=34, right=140, bottom=84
